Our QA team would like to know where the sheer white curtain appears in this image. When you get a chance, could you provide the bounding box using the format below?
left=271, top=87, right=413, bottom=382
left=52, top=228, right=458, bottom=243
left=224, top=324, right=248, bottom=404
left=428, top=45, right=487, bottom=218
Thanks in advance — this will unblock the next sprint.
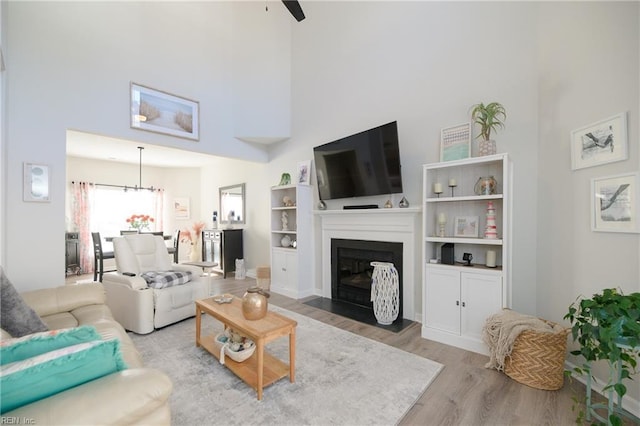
left=71, top=181, right=95, bottom=274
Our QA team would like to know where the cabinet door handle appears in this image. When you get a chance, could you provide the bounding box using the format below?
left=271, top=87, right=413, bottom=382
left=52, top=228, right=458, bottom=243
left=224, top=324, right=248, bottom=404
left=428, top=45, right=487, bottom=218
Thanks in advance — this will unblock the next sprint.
left=462, top=302, right=466, bottom=307
left=456, top=301, right=459, bottom=306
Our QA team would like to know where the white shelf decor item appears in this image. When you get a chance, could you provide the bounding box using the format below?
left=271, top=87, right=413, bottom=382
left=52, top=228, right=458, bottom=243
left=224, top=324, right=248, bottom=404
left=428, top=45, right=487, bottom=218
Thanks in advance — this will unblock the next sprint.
left=370, top=261, right=400, bottom=325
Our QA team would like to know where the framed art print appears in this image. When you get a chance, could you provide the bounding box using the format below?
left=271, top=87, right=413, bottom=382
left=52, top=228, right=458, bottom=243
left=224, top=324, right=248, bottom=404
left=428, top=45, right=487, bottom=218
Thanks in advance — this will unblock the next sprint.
left=591, top=172, right=639, bottom=233
left=297, top=160, right=311, bottom=185
left=454, top=216, right=479, bottom=237
left=571, top=112, right=628, bottom=170
left=130, top=82, right=199, bottom=141
left=23, top=163, right=50, bottom=202
left=440, top=123, right=471, bottom=162
left=174, top=197, right=190, bottom=219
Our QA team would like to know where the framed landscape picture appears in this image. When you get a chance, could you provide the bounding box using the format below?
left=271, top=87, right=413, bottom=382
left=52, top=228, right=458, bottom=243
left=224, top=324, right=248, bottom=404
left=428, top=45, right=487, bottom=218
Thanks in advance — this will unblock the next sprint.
left=130, top=82, right=199, bottom=141
left=591, top=172, right=639, bottom=233
left=440, top=123, right=471, bottom=162
left=571, top=112, right=627, bottom=170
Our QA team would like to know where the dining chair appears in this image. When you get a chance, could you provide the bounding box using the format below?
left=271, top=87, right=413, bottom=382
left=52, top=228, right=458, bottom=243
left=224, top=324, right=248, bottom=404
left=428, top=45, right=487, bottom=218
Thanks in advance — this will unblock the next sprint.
left=168, top=230, right=180, bottom=263
left=92, top=232, right=116, bottom=282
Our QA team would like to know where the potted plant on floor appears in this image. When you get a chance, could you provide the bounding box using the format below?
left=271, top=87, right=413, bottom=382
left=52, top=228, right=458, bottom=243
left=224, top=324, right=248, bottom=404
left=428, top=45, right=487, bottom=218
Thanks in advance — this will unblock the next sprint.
left=470, top=102, right=506, bottom=156
left=564, top=288, right=640, bottom=425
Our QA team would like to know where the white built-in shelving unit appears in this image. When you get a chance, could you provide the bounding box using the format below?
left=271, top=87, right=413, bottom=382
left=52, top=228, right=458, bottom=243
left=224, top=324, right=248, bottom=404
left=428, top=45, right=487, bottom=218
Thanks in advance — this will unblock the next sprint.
left=421, top=153, right=512, bottom=354
left=270, top=184, right=313, bottom=299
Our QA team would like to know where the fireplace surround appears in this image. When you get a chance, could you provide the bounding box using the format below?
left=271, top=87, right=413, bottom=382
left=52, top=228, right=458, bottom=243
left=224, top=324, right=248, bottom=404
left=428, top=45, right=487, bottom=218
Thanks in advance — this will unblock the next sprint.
left=316, top=208, right=421, bottom=321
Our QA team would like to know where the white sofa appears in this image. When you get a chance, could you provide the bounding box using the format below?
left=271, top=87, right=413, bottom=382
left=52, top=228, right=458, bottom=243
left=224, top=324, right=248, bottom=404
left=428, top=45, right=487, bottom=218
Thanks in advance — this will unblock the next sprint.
left=1, top=283, right=172, bottom=424
left=102, top=234, right=208, bottom=334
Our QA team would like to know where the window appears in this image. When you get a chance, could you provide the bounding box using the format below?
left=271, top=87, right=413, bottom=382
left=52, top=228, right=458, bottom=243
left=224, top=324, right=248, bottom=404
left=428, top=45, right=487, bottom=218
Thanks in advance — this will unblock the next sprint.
left=91, top=187, right=157, bottom=239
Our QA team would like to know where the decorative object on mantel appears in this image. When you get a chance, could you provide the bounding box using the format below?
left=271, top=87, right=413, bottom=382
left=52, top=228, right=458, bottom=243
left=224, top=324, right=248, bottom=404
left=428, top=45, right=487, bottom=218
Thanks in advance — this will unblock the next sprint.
left=399, top=196, right=410, bottom=208
left=279, top=173, right=291, bottom=185
left=474, top=176, right=497, bottom=195
left=317, top=200, right=327, bottom=210
left=126, top=214, right=154, bottom=231
left=180, top=221, right=206, bottom=262
left=370, top=261, right=400, bottom=325
left=241, top=286, right=271, bottom=320
left=484, top=201, right=498, bottom=239
left=384, top=198, right=393, bottom=208
left=470, top=101, right=506, bottom=156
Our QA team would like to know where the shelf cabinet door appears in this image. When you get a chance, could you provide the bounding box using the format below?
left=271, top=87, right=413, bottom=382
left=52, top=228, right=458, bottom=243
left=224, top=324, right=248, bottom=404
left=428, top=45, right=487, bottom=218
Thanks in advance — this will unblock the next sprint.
left=460, top=272, right=502, bottom=341
left=424, top=267, right=460, bottom=335
left=272, top=249, right=298, bottom=293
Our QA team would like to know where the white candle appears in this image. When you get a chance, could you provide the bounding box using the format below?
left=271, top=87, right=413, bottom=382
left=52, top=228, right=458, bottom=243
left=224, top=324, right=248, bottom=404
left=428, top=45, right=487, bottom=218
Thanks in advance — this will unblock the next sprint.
left=449, top=178, right=457, bottom=187
left=434, top=183, right=443, bottom=193
left=486, top=250, right=496, bottom=268
left=437, top=213, right=447, bottom=224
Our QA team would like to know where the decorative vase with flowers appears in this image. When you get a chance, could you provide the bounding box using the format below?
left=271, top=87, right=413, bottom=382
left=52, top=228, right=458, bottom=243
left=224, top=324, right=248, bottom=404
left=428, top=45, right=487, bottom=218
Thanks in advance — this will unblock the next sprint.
left=126, top=214, right=154, bottom=232
left=180, top=221, right=206, bottom=262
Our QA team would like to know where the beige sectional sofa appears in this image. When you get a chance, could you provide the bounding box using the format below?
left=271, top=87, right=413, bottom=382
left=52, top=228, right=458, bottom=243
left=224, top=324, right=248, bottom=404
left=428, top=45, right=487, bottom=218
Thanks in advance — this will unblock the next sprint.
left=1, top=283, right=172, bottom=425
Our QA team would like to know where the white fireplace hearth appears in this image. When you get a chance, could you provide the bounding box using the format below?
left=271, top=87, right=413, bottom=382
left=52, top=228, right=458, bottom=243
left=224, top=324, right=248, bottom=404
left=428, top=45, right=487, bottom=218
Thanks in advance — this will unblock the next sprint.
left=315, top=208, right=421, bottom=321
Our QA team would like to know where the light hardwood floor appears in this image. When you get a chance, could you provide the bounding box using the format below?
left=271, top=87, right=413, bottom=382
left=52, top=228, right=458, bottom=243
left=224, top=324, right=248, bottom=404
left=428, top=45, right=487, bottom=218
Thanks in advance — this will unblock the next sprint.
left=68, top=273, right=602, bottom=425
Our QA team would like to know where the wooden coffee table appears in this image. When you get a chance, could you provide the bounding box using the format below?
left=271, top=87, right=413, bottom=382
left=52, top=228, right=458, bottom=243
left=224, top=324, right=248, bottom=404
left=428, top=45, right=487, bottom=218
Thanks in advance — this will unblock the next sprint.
left=195, top=297, right=297, bottom=400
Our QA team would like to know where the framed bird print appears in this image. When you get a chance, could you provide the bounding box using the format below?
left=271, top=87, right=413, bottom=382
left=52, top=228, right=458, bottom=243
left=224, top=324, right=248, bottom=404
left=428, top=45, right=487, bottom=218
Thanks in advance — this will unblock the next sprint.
left=591, top=172, right=639, bottom=233
left=571, top=112, right=628, bottom=170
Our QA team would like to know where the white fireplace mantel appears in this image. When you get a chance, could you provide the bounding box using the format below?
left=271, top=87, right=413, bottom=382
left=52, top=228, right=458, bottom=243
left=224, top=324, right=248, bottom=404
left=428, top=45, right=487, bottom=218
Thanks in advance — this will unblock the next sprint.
left=315, top=208, right=421, bottom=321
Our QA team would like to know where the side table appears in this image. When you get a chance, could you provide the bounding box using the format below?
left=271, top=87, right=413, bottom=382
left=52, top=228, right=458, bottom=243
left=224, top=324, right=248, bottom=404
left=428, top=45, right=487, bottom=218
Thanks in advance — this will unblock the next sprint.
left=184, top=261, right=218, bottom=295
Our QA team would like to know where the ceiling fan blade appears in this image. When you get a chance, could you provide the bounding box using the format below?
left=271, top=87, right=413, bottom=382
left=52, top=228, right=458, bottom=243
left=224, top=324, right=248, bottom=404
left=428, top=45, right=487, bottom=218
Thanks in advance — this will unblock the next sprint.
left=282, top=0, right=305, bottom=22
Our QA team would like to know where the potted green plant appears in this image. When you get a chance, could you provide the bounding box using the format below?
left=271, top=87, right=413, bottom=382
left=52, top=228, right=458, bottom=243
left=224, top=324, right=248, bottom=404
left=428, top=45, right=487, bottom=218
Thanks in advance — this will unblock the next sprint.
left=470, top=102, right=506, bottom=156
left=564, top=288, right=640, bottom=425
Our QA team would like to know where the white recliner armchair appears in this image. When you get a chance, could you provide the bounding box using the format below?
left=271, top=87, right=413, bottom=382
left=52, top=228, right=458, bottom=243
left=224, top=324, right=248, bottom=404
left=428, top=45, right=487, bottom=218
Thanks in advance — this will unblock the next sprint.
left=102, top=234, right=208, bottom=334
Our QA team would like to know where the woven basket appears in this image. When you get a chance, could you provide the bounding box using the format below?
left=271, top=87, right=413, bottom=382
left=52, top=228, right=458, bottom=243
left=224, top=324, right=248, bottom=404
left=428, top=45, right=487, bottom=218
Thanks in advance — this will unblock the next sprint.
left=504, top=321, right=570, bottom=390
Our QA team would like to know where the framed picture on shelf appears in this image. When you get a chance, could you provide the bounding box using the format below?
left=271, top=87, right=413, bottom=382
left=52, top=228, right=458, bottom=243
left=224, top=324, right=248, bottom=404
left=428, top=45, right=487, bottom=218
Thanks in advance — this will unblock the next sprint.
left=440, top=123, right=471, bottom=162
left=571, top=112, right=627, bottom=170
left=297, top=160, right=311, bottom=185
left=130, top=82, right=199, bottom=141
left=454, top=216, right=479, bottom=237
left=23, top=163, right=50, bottom=202
left=591, top=172, right=639, bottom=233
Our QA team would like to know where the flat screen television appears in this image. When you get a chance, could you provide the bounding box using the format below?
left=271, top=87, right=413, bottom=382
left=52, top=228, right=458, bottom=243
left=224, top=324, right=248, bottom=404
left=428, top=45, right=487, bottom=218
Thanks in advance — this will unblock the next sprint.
left=313, top=121, right=403, bottom=201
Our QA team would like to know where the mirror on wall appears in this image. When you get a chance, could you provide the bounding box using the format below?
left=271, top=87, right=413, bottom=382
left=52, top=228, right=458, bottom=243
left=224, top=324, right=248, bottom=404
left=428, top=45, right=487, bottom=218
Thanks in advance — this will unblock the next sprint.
left=219, top=183, right=246, bottom=225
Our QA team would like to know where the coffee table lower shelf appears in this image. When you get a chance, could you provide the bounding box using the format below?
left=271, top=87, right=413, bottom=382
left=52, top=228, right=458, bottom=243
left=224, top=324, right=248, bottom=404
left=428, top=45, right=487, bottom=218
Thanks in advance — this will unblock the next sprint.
left=200, top=335, right=290, bottom=391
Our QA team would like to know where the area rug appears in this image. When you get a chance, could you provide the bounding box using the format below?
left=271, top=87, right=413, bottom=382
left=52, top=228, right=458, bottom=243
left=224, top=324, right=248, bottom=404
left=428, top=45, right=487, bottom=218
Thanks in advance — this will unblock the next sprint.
left=129, top=306, right=443, bottom=426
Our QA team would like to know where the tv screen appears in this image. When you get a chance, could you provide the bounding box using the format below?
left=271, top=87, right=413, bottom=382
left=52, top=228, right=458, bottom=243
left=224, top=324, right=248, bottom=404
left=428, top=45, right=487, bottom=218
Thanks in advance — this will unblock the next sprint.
left=313, top=121, right=403, bottom=201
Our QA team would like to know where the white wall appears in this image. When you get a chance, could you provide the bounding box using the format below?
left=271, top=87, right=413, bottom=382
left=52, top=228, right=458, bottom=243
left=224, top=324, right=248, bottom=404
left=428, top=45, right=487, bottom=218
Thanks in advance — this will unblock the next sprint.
left=281, top=1, right=540, bottom=316
left=2, top=1, right=290, bottom=289
left=536, top=2, right=640, bottom=405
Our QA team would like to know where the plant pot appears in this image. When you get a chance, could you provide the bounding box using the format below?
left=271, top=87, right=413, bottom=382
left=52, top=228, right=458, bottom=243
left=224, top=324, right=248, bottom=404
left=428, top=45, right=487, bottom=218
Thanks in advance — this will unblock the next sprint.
left=478, top=139, right=497, bottom=156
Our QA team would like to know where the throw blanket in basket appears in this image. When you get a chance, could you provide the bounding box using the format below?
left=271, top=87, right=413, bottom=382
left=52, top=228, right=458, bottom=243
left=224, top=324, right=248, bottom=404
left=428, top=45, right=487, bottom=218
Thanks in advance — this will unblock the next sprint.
left=482, top=309, right=564, bottom=371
